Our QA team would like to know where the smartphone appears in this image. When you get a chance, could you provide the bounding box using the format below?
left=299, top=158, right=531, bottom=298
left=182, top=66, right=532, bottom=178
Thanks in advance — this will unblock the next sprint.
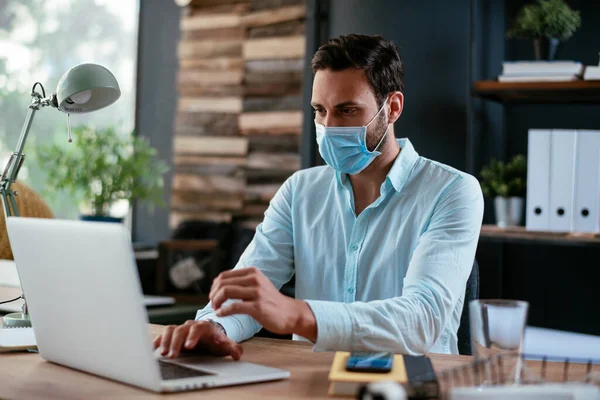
left=345, top=351, right=394, bottom=373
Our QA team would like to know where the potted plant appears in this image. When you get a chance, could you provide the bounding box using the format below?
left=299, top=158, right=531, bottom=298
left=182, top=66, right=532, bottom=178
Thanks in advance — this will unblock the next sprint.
left=480, top=155, right=527, bottom=228
left=36, top=125, right=169, bottom=222
left=506, top=0, right=581, bottom=61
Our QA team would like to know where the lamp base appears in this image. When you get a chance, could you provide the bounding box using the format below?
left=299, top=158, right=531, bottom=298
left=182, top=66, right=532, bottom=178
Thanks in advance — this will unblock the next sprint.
left=1, top=312, right=31, bottom=328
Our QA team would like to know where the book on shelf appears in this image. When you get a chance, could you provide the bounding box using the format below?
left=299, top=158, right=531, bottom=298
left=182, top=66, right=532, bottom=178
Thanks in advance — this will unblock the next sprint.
left=327, top=351, right=437, bottom=397
left=584, top=66, right=600, bottom=81
left=502, top=60, right=583, bottom=76
left=499, top=60, right=583, bottom=83
left=498, top=74, right=579, bottom=83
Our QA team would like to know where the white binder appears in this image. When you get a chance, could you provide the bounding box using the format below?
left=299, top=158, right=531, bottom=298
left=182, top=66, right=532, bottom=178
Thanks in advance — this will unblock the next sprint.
left=572, top=130, right=600, bottom=233
left=526, top=130, right=552, bottom=231
left=549, top=130, right=577, bottom=232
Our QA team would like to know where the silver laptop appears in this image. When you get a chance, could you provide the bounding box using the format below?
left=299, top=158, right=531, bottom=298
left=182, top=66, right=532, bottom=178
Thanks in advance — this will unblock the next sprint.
left=6, top=217, right=289, bottom=393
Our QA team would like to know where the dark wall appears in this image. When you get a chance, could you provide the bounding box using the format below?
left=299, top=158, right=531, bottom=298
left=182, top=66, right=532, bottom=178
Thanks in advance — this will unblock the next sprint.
left=326, top=0, right=470, bottom=171
left=132, top=0, right=180, bottom=245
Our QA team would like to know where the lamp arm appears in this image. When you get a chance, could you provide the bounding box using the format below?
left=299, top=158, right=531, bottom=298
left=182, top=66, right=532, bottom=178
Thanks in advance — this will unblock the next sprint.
left=0, top=88, right=57, bottom=220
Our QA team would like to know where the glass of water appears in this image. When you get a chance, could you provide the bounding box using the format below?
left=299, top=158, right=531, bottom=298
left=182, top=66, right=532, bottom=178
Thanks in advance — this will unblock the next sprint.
left=469, top=299, right=529, bottom=384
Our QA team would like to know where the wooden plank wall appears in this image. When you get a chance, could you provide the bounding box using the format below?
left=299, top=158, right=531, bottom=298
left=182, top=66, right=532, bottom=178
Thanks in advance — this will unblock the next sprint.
left=171, top=0, right=306, bottom=231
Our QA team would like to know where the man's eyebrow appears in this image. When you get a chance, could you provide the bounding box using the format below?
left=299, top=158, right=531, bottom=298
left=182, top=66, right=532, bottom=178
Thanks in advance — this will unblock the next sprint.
left=310, top=101, right=363, bottom=108
left=334, top=101, right=362, bottom=108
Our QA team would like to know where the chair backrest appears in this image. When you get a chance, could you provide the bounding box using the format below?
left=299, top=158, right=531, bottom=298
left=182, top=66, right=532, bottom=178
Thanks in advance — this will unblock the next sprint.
left=457, top=259, right=479, bottom=355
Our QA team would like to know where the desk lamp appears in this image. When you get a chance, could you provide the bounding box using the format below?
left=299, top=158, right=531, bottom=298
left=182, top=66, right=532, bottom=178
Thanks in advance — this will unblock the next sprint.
left=0, top=63, right=120, bottom=328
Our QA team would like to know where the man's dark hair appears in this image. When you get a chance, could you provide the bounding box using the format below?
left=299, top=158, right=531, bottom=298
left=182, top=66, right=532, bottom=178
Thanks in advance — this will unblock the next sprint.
left=311, top=34, right=404, bottom=106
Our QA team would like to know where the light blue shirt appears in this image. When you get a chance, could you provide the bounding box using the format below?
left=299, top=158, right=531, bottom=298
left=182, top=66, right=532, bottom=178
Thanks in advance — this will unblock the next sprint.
left=196, top=138, right=484, bottom=355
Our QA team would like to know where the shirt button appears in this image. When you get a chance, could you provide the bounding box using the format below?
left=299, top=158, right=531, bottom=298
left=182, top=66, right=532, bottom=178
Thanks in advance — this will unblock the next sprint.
left=350, top=244, right=359, bottom=251
left=347, top=288, right=354, bottom=294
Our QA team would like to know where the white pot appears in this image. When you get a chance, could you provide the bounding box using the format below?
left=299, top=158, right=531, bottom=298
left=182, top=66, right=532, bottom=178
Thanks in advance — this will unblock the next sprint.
left=494, top=197, right=524, bottom=228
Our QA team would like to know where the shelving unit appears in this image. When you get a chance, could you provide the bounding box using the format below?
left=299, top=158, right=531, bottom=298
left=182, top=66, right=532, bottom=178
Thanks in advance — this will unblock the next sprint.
left=472, top=80, right=600, bottom=104
left=479, top=225, right=600, bottom=247
left=465, top=3, right=600, bottom=320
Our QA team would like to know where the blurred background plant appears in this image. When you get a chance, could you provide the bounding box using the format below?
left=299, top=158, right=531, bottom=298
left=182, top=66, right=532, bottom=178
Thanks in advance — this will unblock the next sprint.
left=36, top=125, right=169, bottom=218
left=480, top=154, right=527, bottom=199
left=507, top=0, right=581, bottom=41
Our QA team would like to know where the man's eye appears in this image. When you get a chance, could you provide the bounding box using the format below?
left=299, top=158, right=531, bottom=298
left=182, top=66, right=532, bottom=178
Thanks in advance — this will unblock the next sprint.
left=314, top=109, right=325, bottom=114
left=341, top=108, right=355, bottom=115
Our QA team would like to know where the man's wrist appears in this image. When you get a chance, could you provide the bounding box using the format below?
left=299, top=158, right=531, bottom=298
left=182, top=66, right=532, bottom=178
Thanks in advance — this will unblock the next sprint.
left=204, top=318, right=227, bottom=337
left=292, top=300, right=317, bottom=342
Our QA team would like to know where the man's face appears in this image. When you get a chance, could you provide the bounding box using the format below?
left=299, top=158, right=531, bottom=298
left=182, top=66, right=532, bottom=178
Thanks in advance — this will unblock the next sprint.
left=311, top=68, right=388, bottom=151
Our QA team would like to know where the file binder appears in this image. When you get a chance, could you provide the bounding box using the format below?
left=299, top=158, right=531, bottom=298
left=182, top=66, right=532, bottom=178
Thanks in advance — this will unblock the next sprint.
left=572, top=130, right=600, bottom=233
left=526, top=130, right=552, bottom=231
left=549, top=130, right=577, bottom=232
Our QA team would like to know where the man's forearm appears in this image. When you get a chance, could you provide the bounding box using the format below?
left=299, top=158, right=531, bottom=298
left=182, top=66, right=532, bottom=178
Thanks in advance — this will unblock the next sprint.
left=292, top=300, right=318, bottom=342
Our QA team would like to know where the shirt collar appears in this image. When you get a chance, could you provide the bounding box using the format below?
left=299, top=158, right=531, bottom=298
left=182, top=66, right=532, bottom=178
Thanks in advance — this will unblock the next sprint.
left=335, top=138, right=419, bottom=193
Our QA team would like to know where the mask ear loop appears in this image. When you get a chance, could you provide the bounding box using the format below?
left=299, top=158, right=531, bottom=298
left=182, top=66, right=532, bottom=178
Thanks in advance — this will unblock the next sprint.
left=367, top=98, right=391, bottom=153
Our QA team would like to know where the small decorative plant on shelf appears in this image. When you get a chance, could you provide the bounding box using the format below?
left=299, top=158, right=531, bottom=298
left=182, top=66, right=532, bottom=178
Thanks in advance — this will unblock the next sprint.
left=480, top=155, right=527, bottom=228
left=36, top=125, right=169, bottom=222
left=506, top=0, right=581, bottom=61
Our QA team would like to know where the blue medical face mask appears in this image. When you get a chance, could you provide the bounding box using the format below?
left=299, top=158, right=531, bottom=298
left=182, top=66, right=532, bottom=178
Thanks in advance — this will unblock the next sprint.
left=315, top=100, right=389, bottom=175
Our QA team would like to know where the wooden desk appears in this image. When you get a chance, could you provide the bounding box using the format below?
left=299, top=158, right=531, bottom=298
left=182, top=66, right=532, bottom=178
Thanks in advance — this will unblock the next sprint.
left=0, top=324, right=470, bottom=399
left=3, top=324, right=597, bottom=399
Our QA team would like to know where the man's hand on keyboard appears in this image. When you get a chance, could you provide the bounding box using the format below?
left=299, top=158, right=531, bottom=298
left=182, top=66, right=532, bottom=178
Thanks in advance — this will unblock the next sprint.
left=153, top=320, right=243, bottom=360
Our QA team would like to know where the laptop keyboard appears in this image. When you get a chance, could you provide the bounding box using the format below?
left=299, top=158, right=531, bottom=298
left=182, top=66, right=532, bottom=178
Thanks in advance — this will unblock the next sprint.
left=158, top=360, right=214, bottom=380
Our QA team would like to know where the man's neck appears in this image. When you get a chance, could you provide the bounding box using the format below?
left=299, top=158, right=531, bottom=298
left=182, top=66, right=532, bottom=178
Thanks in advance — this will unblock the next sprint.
left=348, top=135, right=400, bottom=214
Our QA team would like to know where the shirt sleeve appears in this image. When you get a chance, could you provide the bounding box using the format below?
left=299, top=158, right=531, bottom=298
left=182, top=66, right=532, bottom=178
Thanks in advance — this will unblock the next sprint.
left=305, top=174, right=484, bottom=355
left=196, top=173, right=296, bottom=343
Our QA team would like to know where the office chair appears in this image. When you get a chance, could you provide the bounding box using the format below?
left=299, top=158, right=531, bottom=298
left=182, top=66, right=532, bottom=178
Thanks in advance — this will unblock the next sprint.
left=457, top=259, right=480, bottom=355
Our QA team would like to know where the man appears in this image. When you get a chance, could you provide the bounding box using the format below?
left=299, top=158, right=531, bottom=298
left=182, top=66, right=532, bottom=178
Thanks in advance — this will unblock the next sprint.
left=154, top=34, right=483, bottom=360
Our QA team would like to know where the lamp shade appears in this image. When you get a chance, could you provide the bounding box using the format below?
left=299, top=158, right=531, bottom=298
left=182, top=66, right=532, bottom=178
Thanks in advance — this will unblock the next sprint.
left=55, top=63, right=120, bottom=113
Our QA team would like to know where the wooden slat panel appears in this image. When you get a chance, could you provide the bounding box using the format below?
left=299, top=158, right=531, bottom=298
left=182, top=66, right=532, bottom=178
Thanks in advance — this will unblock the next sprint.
left=175, top=164, right=244, bottom=177
left=243, top=35, right=305, bottom=60
left=244, top=70, right=302, bottom=85
left=182, top=1, right=250, bottom=13
left=239, top=111, right=302, bottom=135
left=243, top=95, right=302, bottom=112
left=181, top=14, right=242, bottom=31
left=179, top=57, right=244, bottom=70
left=170, top=211, right=232, bottom=229
left=247, top=152, right=300, bottom=171
left=178, top=70, right=244, bottom=86
left=174, top=155, right=247, bottom=167
left=248, top=19, right=304, bottom=39
left=241, top=4, right=305, bottom=27
left=244, top=81, right=302, bottom=97
left=245, top=58, right=303, bottom=73
left=178, top=39, right=242, bottom=58
left=178, top=85, right=244, bottom=97
left=171, top=192, right=245, bottom=211
left=250, top=0, right=304, bottom=11
left=180, top=26, right=245, bottom=41
left=172, top=174, right=246, bottom=194
left=178, top=97, right=243, bottom=113
left=241, top=203, right=269, bottom=217
left=246, top=168, right=294, bottom=184
left=248, top=134, right=300, bottom=152
left=173, top=136, right=249, bottom=156
left=245, top=183, right=282, bottom=203
left=175, top=112, right=239, bottom=136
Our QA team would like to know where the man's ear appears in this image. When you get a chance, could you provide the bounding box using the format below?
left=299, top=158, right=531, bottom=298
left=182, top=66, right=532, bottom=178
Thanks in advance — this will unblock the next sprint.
left=387, top=91, right=404, bottom=124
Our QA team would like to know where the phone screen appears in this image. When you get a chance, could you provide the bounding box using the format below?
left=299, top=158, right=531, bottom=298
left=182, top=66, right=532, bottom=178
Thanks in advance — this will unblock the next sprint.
left=345, top=351, right=394, bottom=373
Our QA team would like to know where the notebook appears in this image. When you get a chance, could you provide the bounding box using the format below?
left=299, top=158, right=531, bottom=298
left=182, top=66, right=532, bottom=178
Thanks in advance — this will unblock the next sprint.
left=328, top=351, right=438, bottom=397
left=0, top=327, right=37, bottom=352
